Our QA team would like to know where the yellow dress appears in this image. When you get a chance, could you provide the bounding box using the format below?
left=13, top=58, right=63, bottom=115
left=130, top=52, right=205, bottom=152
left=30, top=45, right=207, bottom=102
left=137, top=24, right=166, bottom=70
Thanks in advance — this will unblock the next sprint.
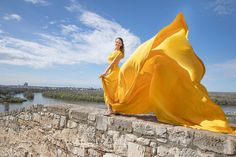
left=99, top=12, right=235, bottom=134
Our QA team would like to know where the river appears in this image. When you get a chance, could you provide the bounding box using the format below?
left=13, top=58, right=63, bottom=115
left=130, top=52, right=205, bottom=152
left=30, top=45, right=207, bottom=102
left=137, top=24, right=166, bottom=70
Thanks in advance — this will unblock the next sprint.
left=0, top=92, right=236, bottom=114
left=0, top=93, right=105, bottom=112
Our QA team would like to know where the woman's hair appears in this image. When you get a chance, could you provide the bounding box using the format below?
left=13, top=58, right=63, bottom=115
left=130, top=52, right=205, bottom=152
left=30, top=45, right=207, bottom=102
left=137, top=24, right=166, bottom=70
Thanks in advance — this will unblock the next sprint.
left=116, top=37, right=125, bottom=57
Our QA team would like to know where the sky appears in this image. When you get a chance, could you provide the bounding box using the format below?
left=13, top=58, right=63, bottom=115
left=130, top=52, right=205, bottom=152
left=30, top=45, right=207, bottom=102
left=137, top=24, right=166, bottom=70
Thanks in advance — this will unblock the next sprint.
left=0, top=0, right=235, bottom=92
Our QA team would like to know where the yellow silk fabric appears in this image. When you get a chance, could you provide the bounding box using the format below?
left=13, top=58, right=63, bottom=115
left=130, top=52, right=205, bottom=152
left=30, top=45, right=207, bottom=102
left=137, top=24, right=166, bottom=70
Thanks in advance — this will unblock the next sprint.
left=99, top=13, right=235, bottom=134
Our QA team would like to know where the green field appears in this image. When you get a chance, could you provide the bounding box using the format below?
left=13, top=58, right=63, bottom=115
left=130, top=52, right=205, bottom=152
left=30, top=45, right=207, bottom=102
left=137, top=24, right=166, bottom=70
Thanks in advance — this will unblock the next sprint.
left=42, top=90, right=104, bottom=103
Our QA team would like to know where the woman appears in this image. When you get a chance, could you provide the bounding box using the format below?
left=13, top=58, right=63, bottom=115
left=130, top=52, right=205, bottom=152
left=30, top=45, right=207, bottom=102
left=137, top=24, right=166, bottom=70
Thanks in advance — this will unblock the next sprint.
left=99, top=12, right=235, bottom=134
left=99, top=37, right=125, bottom=115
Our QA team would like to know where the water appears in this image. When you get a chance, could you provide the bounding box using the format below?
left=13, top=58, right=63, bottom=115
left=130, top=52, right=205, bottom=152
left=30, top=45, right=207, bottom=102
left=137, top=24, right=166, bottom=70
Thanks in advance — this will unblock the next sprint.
left=0, top=93, right=236, bottom=114
left=221, top=106, right=236, bottom=113
left=1, top=92, right=236, bottom=125
left=0, top=93, right=105, bottom=112
left=0, top=93, right=236, bottom=113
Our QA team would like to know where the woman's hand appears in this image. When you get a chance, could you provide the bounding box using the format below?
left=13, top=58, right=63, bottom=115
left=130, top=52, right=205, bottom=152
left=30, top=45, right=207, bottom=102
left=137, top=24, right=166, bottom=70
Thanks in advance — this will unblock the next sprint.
left=99, top=71, right=109, bottom=78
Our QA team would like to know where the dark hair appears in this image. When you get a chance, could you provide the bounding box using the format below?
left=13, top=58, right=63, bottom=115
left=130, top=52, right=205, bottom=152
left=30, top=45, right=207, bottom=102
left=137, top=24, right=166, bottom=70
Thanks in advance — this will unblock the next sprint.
left=116, top=37, right=125, bottom=57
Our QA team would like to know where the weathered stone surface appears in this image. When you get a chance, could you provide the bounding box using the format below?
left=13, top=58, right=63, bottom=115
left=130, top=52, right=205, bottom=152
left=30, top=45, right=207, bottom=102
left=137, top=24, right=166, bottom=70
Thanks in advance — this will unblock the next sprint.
left=178, top=148, right=198, bottom=157
left=69, top=109, right=88, bottom=123
left=85, top=126, right=96, bottom=143
left=67, top=120, right=78, bottom=128
left=125, top=134, right=137, bottom=142
left=60, top=115, right=67, bottom=128
left=1, top=104, right=236, bottom=157
left=155, top=124, right=168, bottom=143
left=45, top=104, right=70, bottom=116
left=193, top=131, right=228, bottom=154
left=108, top=130, right=120, bottom=139
left=101, top=133, right=113, bottom=149
left=224, top=137, right=236, bottom=155
left=88, top=113, right=96, bottom=121
left=136, top=137, right=150, bottom=146
left=88, top=148, right=103, bottom=157
left=52, top=114, right=60, bottom=128
left=109, top=117, right=132, bottom=133
left=96, top=115, right=108, bottom=131
left=19, top=113, right=32, bottom=121
left=144, top=146, right=152, bottom=157
left=113, top=135, right=128, bottom=155
left=168, top=126, right=193, bottom=147
left=32, top=113, right=40, bottom=122
left=128, top=142, right=145, bottom=157
left=132, top=121, right=155, bottom=136
left=71, top=146, right=86, bottom=156
left=156, top=145, right=169, bottom=156
left=103, top=153, right=121, bottom=157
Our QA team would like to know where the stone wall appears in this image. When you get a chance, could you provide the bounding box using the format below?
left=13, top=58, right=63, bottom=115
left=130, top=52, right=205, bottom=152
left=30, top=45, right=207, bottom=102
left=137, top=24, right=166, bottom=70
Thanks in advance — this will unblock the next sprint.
left=0, top=104, right=236, bottom=157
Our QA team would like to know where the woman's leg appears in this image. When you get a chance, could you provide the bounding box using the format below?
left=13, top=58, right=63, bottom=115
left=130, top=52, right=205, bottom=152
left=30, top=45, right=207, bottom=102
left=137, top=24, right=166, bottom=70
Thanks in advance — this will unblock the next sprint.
left=104, top=103, right=113, bottom=116
left=104, top=103, right=120, bottom=116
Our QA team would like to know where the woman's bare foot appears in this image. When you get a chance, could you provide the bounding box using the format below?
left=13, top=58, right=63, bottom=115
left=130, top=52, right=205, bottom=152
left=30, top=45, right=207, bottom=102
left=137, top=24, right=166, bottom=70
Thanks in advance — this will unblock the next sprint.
left=104, top=104, right=119, bottom=116
left=104, top=110, right=113, bottom=116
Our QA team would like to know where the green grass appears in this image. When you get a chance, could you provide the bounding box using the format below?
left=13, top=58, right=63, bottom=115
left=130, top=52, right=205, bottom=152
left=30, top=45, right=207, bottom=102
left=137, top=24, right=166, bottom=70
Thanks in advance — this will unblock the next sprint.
left=42, top=90, right=104, bottom=103
left=0, top=96, right=27, bottom=103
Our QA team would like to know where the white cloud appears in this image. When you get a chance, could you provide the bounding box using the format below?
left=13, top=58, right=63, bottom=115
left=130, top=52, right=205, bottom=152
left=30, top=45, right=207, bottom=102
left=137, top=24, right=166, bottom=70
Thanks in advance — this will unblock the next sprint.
left=202, top=59, right=236, bottom=92
left=24, top=0, right=49, bottom=6
left=209, top=0, right=235, bottom=15
left=61, top=24, right=80, bottom=35
left=0, top=1, right=140, bottom=68
left=211, top=59, right=236, bottom=78
left=65, top=0, right=83, bottom=13
left=3, top=14, right=22, bottom=21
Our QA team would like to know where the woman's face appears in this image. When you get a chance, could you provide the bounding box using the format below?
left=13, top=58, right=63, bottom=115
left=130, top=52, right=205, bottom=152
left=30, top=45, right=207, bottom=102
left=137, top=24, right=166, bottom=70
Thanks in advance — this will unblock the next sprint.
left=115, top=39, right=122, bottom=50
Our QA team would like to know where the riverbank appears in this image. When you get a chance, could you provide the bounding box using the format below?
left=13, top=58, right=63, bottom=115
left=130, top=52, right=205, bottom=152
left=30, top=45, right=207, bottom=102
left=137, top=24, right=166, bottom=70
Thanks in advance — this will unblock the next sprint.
left=1, top=85, right=235, bottom=105
left=0, top=95, right=27, bottom=103
left=42, top=91, right=236, bottom=106
left=0, top=93, right=105, bottom=113
left=42, top=90, right=104, bottom=103
left=209, top=92, right=236, bottom=106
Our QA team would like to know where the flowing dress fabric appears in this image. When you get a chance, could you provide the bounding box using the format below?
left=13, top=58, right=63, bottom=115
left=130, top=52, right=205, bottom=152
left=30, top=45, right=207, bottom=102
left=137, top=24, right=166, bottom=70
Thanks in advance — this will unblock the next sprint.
left=100, top=13, right=235, bottom=134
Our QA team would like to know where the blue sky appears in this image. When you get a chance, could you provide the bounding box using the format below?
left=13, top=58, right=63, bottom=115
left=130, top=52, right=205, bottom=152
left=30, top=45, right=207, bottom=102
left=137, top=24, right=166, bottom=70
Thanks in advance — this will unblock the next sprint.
left=0, top=0, right=235, bottom=92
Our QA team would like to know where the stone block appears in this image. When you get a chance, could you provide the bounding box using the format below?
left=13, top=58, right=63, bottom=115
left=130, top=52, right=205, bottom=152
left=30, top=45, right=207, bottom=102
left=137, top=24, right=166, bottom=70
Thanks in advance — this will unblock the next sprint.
left=82, top=126, right=96, bottom=143
left=71, top=146, right=86, bottom=156
left=59, top=116, right=67, bottom=128
left=125, top=134, right=137, bottom=142
left=168, top=126, right=193, bottom=147
left=178, top=148, right=198, bottom=157
left=101, top=133, right=113, bottom=149
left=67, top=120, right=78, bottom=128
left=103, top=153, right=121, bottom=157
left=96, top=115, right=108, bottom=131
left=128, top=142, right=145, bottom=157
left=224, top=137, right=236, bottom=155
left=88, top=113, right=96, bottom=121
left=69, top=109, right=88, bottom=123
left=193, top=131, right=227, bottom=154
left=109, top=117, right=132, bottom=133
left=156, top=146, right=180, bottom=157
left=155, top=124, right=167, bottom=143
left=136, top=137, right=151, bottom=146
left=88, top=148, right=103, bottom=157
left=132, top=121, right=155, bottom=136
left=46, top=105, right=69, bottom=116
left=32, top=113, right=40, bottom=123
left=113, top=135, right=127, bottom=155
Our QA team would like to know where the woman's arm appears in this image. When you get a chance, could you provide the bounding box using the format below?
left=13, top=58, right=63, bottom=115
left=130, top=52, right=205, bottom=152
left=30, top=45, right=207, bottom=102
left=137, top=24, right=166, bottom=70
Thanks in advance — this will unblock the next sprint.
left=103, top=54, right=123, bottom=74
